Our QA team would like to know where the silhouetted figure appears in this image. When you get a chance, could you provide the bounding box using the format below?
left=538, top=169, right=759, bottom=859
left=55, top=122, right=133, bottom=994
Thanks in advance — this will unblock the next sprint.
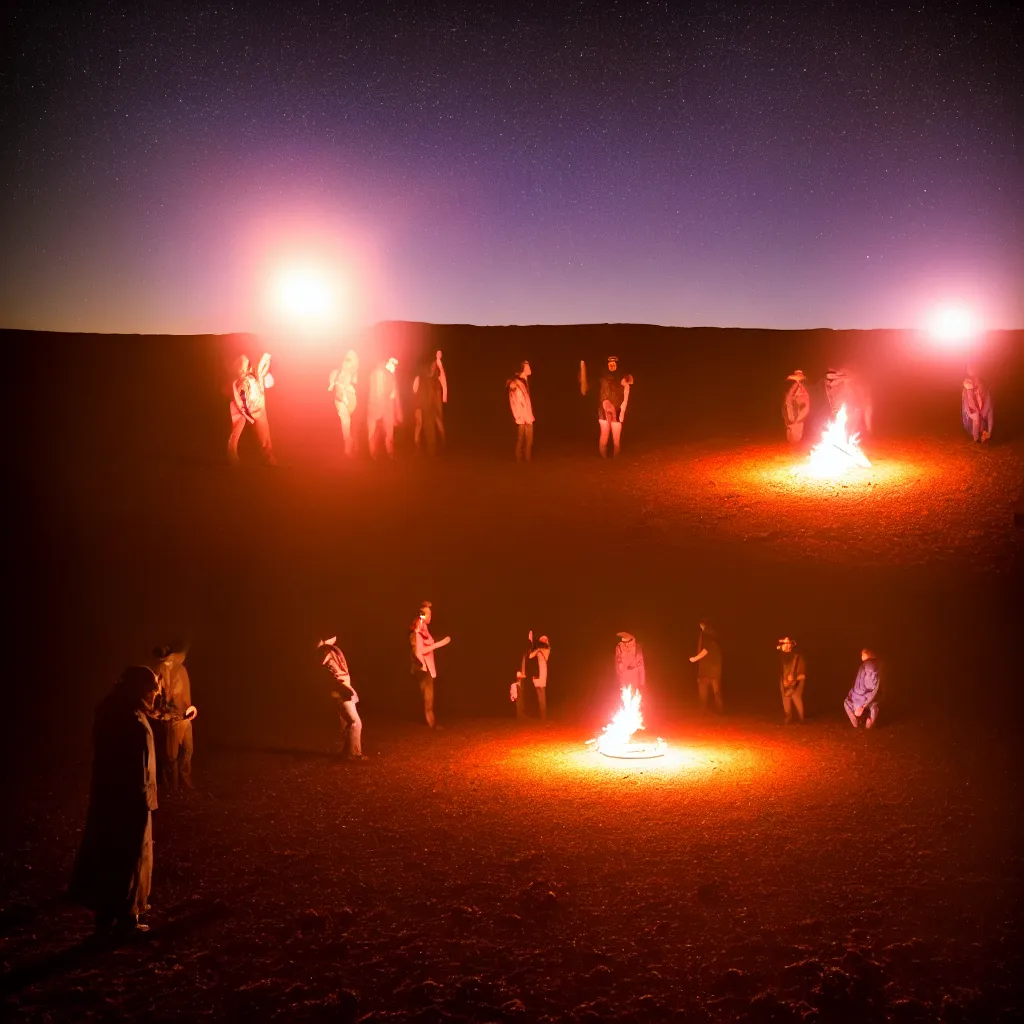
left=328, top=349, right=360, bottom=458
left=690, top=621, right=723, bottom=713
left=528, top=632, right=551, bottom=721
left=507, top=360, right=535, bottom=462
left=367, top=357, right=402, bottom=459
left=153, top=643, right=197, bottom=793
left=615, top=632, right=646, bottom=694
left=318, top=636, right=366, bottom=759
left=68, top=666, right=161, bottom=935
left=824, top=367, right=872, bottom=437
left=227, top=353, right=277, bottom=465
left=410, top=601, right=451, bottom=729
left=582, top=356, right=633, bottom=457
left=777, top=636, right=806, bottom=724
left=782, top=369, right=811, bottom=443
left=961, top=375, right=993, bottom=443
left=845, top=648, right=881, bottom=729
left=413, top=350, right=447, bottom=456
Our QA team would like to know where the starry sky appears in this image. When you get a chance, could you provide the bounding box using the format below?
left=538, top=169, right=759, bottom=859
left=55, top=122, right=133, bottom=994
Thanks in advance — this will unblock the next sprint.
left=2, top=0, right=1020, bottom=334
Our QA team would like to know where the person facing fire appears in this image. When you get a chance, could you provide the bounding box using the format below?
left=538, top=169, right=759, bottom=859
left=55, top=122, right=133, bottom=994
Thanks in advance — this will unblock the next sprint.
left=690, top=620, right=723, bottom=713
left=777, top=636, right=806, bottom=724
left=961, top=375, right=993, bottom=443
left=413, top=349, right=448, bottom=456
left=581, top=356, right=633, bottom=457
left=528, top=632, right=552, bottom=721
left=317, top=636, right=367, bottom=760
left=367, top=356, right=402, bottom=459
left=328, top=349, right=360, bottom=458
left=824, top=367, right=872, bottom=437
left=782, top=370, right=811, bottom=443
left=152, top=642, right=198, bottom=793
left=845, top=648, right=881, bottom=729
left=411, top=601, right=451, bottom=730
left=615, top=632, right=646, bottom=694
left=507, top=360, right=535, bottom=462
left=227, top=353, right=277, bottom=465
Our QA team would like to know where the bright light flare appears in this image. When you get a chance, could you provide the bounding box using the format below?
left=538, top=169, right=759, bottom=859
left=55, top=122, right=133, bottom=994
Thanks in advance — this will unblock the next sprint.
left=927, top=306, right=978, bottom=346
left=589, top=686, right=666, bottom=759
left=806, top=405, right=871, bottom=480
left=269, top=263, right=339, bottom=328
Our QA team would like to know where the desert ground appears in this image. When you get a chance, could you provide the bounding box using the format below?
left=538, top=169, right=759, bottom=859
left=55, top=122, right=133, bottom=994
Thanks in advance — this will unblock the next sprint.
left=4, top=326, right=1023, bottom=1020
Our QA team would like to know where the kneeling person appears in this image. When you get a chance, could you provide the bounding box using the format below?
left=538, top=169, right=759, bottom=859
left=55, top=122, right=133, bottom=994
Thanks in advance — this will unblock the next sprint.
left=845, top=648, right=881, bottom=729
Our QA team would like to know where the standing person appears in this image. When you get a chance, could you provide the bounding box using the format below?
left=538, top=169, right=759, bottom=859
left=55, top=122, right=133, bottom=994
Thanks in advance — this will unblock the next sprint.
left=782, top=370, right=811, bottom=443
left=411, top=601, right=451, bottom=729
left=824, top=367, right=872, bottom=436
left=413, top=350, right=448, bottom=456
left=367, top=356, right=402, bottom=459
left=317, top=636, right=367, bottom=760
left=507, top=360, right=535, bottom=462
left=581, top=356, right=633, bottom=458
left=690, top=620, right=724, bottom=713
left=777, top=636, right=807, bottom=724
left=845, top=648, right=881, bottom=729
left=68, top=666, right=161, bottom=935
left=615, top=632, right=646, bottom=694
left=227, top=353, right=277, bottom=466
left=961, top=375, right=994, bottom=443
left=528, top=632, right=552, bottom=722
left=152, top=643, right=198, bottom=793
left=328, top=349, right=360, bottom=458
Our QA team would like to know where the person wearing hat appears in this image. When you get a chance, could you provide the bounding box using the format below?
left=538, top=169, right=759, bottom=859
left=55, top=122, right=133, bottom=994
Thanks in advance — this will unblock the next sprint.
left=507, top=360, right=535, bottom=462
left=527, top=631, right=552, bottom=721
left=227, top=352, right=277, bottom=466
left=328, top=349, right=360, bottom=458
left=581, top=356, right=633, bottom=457
left=68, top=666, right=162, bottom=935
left=410, top=601, right=451, bottom=729
left=782, top=370, right=811, bottom=443
left=317, top=636, right=367, bottom=760
left=367, top=356, right=403, bottom=459
left=690, top=620, right=723, bottom=713
left=152, top=642, right=198, bottom=793
left=615, top=632, right=646, bottom=695
left=845, top=647, right=881, bottom=729
left=824, top=366, right=872, bottom=436
left=961, top=374, right=993, bottom=443
left=777, top=636, right=807, bottom=724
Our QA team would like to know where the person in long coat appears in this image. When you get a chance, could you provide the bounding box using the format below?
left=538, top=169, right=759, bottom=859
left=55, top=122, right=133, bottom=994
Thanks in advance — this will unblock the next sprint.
left=68, top=666, right=161, bottom=935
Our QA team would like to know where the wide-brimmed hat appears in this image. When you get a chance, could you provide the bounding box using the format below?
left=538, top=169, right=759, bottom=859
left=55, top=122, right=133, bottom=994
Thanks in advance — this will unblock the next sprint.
left=787, top=370, right=806, bottom=382
left=616, top=631, right=635, bottom=641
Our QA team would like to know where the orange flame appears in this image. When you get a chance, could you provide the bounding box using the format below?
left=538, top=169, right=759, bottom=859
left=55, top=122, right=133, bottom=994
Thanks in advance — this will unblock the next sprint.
left=808, top=404, right=871, bottom=479
left=597, top=686, right=644, bottom=755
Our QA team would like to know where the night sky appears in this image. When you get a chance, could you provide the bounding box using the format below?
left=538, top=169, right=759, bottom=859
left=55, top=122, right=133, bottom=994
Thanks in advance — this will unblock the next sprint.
left=3, top=0, right=1020, bottom=334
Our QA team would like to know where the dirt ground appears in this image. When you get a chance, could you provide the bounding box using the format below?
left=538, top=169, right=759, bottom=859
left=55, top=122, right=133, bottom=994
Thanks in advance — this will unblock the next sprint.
left=4, top=432, right=1023, bottom=1021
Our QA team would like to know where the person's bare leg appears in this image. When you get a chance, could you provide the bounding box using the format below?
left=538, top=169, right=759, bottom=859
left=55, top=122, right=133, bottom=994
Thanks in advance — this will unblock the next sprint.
left=227, top=405, right=246, bottom=464
left=610, top=420, right=622, bottom=456
left=599, top=418, right=611, bottom=457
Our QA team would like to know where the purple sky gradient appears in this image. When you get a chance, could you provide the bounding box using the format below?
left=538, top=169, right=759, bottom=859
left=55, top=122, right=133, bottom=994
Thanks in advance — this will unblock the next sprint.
left=2, top=0, right=1020, bottom=334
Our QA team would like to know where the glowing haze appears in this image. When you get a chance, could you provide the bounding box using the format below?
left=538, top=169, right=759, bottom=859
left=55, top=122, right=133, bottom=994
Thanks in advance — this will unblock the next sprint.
left=2, top=2, right=1020, bottom=335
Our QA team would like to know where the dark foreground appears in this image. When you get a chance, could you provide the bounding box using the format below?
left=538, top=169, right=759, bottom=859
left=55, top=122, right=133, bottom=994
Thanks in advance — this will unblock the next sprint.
left=2, top=716, right=1021, bottom=1022
left=5, top=428, right=1024, bottom=1021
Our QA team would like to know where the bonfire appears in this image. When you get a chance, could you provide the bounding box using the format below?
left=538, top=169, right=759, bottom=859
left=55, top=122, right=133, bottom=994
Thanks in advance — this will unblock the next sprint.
left=588, top=685, right=666, bottom=759
left=807, top=404, right=871, bottom=479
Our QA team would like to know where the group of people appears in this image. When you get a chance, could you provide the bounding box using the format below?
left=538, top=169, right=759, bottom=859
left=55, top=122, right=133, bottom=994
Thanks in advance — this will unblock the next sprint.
left=226, top=349, right=638, bottom=466
left=69, top=614, right=885, bottom=937
left=783, top=363, right=995, bottom=445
